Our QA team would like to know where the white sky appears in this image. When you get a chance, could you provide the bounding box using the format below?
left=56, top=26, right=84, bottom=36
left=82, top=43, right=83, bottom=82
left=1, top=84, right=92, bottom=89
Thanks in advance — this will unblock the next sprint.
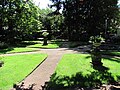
left=33, top=0, right=52, bottom=9
left=118, top=0, right=120, bottom=5
left=33, top=0, right=120, bottom=9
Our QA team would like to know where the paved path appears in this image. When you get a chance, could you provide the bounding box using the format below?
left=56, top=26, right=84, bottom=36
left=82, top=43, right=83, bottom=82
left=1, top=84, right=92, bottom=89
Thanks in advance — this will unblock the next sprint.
left=23, top=49, right=63, bottom=90
left=22, top=48, right=80, bottom=90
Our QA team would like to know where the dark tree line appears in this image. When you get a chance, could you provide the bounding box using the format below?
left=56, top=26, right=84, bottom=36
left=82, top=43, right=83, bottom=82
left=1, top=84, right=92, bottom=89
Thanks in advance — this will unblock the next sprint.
left=50, top=0, right=120, bottom=41
left=0, top=0, right=119, bottom=44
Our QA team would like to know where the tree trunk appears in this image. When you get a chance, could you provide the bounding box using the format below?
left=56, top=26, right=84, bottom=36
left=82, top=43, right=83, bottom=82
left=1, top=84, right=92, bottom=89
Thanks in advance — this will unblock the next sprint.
left=43, top=37, right=48, bottom=45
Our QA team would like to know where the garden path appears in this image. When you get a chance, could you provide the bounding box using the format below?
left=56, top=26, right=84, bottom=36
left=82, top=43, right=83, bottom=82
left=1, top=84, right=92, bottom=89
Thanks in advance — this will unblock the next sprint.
left=21, top=48, right=80, bottom=90
left=1, top=45, right=119, bottom=90
left=0, top=47, right=81, bottom=90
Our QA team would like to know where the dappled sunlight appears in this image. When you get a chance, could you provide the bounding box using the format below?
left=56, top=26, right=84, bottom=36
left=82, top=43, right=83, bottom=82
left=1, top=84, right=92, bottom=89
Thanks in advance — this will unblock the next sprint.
left=44, top=70, right=118, bottom=90
left=42, top=54, right=120, bottom=90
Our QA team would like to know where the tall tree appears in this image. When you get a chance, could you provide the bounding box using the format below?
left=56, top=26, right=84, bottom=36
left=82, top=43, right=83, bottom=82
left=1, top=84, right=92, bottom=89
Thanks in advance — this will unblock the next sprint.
left=50, top=0, right=119, bottom=41
left=39, top=8, right=64, bottom=39
left=0, top=0, right=42, bottom=44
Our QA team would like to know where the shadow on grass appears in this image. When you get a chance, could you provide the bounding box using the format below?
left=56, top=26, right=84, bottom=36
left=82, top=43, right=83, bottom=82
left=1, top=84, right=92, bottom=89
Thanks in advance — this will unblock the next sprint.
left=50, top=41, right=63, bottom=47
left=0, top=48, right=14, bottom=54
left=102, top=56, right=120, bottom=63
left=86, top=54, right=120, bottom=63
left=92, top=65, right=109, bottom=72
left=42, top=68, right=119, bottom=90
left=101, top=51, right=120, bottom=57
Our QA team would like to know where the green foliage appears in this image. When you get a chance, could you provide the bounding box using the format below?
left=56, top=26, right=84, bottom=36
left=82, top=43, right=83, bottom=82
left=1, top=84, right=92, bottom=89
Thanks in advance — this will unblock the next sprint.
left=0, top=53, right=47, bottom=90
left=0, top=0, right=43, bottom=43
left=0, top=42, right=8, bottom=49
left=50, top=0, right=119, bottom=41
left=42, top=31, right=49, bottom=37
left=89, top=35, right=105, bottom=44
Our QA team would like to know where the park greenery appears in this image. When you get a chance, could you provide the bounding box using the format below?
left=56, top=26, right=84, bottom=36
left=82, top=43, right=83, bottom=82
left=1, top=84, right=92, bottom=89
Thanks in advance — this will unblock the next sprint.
left=0, top=0, right=120, bottom=89
left=50, top=0, right=120, bottom=41
left=0, top=40, right=61, bottom=54
left=0, top=0, right=119, bottom=45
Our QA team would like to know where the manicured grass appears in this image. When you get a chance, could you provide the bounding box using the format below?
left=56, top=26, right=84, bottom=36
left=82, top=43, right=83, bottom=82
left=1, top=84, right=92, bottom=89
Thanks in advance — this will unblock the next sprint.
left=27, top=43, right=60, bottom=49
left=0, top=53, right=47, bottom=90
left=48, top=54, right=120, bottom=89
left=0, top=41, right=61, bottom=54
left=0, top=47, right=38, bottom=54
left=8, top=47, right=38, bottom=53
left=23, top=40, right=62, bottom=49
left=56, top=54, right=93, bottom=76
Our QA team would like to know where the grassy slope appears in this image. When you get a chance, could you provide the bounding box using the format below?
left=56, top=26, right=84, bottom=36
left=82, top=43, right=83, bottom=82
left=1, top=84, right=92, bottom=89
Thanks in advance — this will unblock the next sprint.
left=0, top=53, right=47, bottom=90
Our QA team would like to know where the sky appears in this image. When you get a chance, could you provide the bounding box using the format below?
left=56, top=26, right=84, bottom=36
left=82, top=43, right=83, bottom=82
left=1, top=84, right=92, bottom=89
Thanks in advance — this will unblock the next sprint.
left=33, top=0, right=120, bottom=9
left=33, top=0, right=52, bottom=9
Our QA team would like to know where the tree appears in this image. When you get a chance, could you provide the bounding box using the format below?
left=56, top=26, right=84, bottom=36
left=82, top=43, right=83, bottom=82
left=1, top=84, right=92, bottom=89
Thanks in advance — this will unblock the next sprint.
left=39, top=8, right=64, bottom=39
left=0, top=0, right=43, bottom=44
left=50, top=0, right=119, bottom=41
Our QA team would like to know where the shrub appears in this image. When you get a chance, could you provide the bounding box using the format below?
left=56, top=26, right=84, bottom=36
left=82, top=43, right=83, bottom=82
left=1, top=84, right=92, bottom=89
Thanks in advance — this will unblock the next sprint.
left=0, top=42, right=8, bottom=49
left=110, top=35, right=120, bottom=43
left=42, top=31, right=49, bottom=37
left=89, top=35, right=105, bottom=44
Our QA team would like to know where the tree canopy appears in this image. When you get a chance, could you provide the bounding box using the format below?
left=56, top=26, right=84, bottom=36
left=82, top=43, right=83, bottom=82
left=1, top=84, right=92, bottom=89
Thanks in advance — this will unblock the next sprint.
left=50, top=0, right=119, bottom=41
left=0, top=0, right=42, bottom=43
left=0, top=0, right=119, bottom=44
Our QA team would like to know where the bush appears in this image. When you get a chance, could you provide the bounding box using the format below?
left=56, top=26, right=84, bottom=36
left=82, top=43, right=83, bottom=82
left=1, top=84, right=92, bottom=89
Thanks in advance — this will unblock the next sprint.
left=0, top=42, right=8, bottom=49
left=110, top=35, right=120, bottom=43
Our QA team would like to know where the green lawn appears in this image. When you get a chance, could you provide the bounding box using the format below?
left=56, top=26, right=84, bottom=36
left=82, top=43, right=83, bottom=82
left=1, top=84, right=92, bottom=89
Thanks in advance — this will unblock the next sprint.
left=48, top=54, right=120, bottom=89
left=0, top=53, right=47, bottom=90
left=22, top=40, right=62, bottom=48
left=0, top=47, right=38, bottom=54
left=23, top=40, right=62, bottom=49
left=0, top=41, right=61, bottom=54
left=27, top=43, right=59, bottom=49
left=0, top=41, right=62, bottom=54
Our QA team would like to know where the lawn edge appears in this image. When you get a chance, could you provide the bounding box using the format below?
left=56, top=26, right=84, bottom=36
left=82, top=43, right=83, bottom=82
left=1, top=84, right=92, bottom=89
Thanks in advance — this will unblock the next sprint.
left=0, top=49, right=40, bottom=55
left=18, top=55, right=48, bottom=83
